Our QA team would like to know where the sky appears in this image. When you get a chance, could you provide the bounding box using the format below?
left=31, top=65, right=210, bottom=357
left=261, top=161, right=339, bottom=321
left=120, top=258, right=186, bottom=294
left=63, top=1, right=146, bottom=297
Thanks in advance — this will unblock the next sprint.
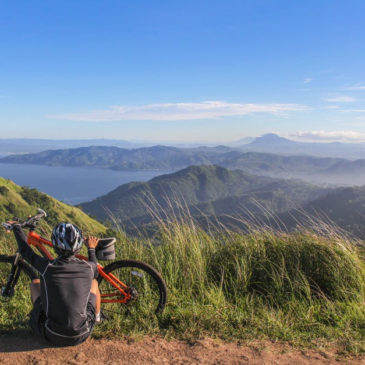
left=1, top=0, right=365, bottom=143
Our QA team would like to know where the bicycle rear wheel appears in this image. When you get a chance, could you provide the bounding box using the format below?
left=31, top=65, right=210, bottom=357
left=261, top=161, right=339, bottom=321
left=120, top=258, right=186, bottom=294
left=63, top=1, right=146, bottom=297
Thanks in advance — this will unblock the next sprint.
left=0, top=255, right=36, bottom=298
left=97, top=259, right=167, bottom=317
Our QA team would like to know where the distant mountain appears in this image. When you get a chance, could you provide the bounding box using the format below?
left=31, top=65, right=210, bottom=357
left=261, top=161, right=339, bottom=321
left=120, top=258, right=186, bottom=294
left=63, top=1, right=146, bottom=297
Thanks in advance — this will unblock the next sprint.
left=240, top=133, right=365, bottom=159
left=0, top=145, right=237, bottom=170
left=79, top=165, right=329, bottom=232
left=220, top=152, right=365, bottom=186
left=0, top=138, right=237, bottom=156
left=4, top=144, right=365, bottom=186
left=0, top=138, right=142, bottom=156
left=248, top=133, right=297, bottom=146
left=231, top=136, right=255, bottom=145
left=280, top=186, right=365, bottom=238
left=3, top=134, right=365, bottom=159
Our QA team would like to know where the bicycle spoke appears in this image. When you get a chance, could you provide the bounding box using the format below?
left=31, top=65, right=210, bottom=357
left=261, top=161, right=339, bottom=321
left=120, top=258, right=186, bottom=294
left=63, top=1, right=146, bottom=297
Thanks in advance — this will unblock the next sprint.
left=99, top=261, right=166, bottom=318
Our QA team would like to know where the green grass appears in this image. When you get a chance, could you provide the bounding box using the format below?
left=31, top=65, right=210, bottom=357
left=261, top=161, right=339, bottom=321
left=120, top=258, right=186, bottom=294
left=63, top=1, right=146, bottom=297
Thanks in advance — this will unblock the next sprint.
left=1, top=218, right=365, bottom=354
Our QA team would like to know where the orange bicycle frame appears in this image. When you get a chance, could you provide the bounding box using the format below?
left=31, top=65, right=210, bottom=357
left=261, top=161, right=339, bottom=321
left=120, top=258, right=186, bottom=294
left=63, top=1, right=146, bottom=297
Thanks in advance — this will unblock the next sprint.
left=27, top=230, right=131, bottom=303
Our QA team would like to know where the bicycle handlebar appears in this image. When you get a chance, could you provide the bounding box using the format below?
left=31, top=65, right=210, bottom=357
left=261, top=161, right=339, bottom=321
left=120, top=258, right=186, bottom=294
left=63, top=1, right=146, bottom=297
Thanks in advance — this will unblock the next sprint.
left=1, top=208, right=47, bottom=230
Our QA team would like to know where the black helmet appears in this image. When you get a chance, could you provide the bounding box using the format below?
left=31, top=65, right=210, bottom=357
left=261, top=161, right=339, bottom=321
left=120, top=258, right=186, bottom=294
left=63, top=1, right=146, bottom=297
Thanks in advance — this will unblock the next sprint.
left=51, top=222, right=83, bottom=256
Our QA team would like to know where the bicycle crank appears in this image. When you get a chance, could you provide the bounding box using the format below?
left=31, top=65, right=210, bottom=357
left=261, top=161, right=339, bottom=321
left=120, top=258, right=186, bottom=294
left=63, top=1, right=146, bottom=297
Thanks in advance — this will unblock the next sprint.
left=125, top=286, right=138, bottom=302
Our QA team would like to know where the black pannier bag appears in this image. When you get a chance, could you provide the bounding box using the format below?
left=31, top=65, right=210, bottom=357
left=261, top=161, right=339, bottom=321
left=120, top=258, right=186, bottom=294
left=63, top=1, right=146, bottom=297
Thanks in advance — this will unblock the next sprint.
left=96, top=238, right=116, bottom=261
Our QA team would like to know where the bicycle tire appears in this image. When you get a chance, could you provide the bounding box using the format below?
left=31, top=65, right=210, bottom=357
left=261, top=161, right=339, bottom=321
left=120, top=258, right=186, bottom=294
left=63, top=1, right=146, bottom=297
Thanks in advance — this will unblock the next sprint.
left=97, top=259, right=167, bottom=316
left=0, top=255, right=37, bottom=297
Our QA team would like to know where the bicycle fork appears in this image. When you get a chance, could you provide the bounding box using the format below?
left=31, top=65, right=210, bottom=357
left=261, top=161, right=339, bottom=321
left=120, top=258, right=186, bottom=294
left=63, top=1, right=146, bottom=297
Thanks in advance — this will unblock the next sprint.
left=1, top=253, right=22, bottom=298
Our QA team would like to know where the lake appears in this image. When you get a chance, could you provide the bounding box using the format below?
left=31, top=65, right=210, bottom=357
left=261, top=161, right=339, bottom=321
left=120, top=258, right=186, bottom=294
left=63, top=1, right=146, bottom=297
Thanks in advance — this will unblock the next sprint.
left=0, top=163, right=169, bottom=205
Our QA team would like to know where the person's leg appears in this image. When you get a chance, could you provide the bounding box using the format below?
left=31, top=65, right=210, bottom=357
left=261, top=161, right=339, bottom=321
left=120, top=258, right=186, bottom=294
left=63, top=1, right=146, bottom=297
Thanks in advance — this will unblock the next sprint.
left=30, top=279, right=41, bottom=304
left=90, top=279, right=101, bottom=317
left=29, top=279, right=47, bottom=338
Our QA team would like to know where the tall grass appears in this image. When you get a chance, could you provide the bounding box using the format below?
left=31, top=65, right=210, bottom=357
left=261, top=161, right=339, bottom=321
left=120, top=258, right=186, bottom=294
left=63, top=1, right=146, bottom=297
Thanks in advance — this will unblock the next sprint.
left=1, top=211, right=365, bottom=353
left=91, top=214, right=365, bottom=353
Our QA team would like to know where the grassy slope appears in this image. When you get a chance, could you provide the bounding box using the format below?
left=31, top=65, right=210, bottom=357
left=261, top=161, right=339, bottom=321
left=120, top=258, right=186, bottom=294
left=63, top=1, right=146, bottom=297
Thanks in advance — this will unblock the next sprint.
left=96, top=223, right=365, bottom=354
left=0, top=176, right=365, bottom=353
left=1, top=212, right=365, bottom=353
left=0, top=176, right=106, bottom=254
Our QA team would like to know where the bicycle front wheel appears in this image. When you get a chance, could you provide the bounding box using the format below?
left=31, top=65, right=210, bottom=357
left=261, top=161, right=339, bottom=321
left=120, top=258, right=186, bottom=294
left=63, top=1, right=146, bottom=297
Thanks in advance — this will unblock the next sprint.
left=0, top=255, right=36, bottom=298
left=98, top=259, right=167, bottom=317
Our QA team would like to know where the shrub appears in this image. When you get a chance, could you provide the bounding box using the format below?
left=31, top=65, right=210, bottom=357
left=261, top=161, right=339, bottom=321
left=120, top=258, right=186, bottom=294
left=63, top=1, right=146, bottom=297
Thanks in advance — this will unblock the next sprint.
left=208, top=233, right=365, bottom=305
left=0, top=186, right=9, bottom=196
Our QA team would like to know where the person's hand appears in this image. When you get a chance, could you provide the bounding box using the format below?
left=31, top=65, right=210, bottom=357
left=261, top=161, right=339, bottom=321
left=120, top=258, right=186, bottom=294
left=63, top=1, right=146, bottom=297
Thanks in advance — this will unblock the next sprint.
left=85, top=236, right=100, bottom=249
left=6, top=220, right=19, bottom=225
left=2, top=220, right=20, bottom=233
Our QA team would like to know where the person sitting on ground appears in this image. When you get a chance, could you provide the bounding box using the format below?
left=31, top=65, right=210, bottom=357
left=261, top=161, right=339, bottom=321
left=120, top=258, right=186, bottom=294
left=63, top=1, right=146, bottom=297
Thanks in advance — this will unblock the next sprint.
left=8, top=221, right=101, bottom=346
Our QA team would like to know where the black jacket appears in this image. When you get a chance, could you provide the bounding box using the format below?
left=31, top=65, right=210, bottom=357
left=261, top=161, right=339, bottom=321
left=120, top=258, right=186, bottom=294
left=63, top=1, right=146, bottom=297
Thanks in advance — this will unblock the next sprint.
left=13, top=225, right=98, bottom=338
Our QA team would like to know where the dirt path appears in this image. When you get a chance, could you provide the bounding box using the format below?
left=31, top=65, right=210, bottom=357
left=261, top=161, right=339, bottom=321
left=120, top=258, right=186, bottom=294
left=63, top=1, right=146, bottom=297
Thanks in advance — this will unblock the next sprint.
left=0, top=335, right=364, bottom=364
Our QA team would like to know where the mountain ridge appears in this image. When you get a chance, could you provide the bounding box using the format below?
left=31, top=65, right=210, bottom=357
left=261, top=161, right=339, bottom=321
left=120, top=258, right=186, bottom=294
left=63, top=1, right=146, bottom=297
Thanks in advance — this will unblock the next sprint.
left=79, top=165, right=330, bottom=232
left=3, top=141, right=365, bottom=185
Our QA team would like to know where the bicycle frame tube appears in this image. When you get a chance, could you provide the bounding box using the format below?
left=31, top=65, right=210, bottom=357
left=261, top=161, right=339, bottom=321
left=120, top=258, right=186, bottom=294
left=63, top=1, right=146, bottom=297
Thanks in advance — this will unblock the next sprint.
left=27, top=231, right=54, bottom=260
left=26, top=231, right=131, bottom=303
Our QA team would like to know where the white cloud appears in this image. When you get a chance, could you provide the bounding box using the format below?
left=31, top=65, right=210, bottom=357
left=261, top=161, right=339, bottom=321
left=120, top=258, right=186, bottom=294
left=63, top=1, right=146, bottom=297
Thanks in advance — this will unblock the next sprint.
left=324, top=95, right=356, bottom=103
left=291, top=130, right=365, bottom=142
left=346, top=83, right=365, bottom=91
left=46, top=101, right=309, bottom=122
left=339, top=109, right=365, bottom=113
left=303, top=78, right=312, bottom=84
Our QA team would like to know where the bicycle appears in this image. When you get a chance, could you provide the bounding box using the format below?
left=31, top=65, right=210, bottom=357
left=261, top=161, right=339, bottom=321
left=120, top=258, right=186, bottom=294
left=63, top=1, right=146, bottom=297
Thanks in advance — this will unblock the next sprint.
left=0, top=209, right=167, bottom=319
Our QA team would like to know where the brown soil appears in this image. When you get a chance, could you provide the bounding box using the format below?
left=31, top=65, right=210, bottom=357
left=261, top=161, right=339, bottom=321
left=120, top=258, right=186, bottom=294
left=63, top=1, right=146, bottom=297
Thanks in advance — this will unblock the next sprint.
left=0, top=335, right=364, bottom=364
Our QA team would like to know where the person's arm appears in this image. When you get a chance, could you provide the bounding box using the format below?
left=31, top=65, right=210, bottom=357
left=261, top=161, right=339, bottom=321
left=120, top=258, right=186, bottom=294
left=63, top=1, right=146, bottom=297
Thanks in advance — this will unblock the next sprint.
left=11, top=224, right=48, bottom=274
left=85, top=236, right=99, bottom=264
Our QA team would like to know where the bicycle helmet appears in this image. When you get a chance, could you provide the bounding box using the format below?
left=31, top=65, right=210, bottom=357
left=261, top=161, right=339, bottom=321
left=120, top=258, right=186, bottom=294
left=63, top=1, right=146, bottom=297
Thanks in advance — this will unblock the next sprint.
left=52, top=222, right=84, bottom=256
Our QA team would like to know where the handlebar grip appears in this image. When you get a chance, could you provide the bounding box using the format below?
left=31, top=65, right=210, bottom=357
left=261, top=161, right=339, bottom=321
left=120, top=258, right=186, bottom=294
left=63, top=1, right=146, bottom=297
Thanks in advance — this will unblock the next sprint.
left=2, top=223, right=14, bottom=230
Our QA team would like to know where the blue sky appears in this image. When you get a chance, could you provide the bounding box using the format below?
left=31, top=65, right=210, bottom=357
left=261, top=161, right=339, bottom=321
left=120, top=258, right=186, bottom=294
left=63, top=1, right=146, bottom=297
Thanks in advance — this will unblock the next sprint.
left=1, top=0, right=365, bottom=142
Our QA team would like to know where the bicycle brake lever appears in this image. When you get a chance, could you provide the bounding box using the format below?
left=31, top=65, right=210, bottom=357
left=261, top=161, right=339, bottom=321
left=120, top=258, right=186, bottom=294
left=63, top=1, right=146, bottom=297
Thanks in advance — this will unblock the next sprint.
left=37, top=208, right=47, bottom=217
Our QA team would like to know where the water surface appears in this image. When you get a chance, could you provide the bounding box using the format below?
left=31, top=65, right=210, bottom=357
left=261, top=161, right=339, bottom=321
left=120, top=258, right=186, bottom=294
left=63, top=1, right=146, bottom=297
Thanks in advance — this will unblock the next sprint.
left=0, top=163, right=169, bottom=205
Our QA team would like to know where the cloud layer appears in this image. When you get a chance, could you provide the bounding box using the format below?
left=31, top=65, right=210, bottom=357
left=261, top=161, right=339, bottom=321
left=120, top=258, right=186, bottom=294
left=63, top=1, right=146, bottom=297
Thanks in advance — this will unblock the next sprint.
left=346, top=83, right=365, bottom=91
left=47, top=101, right=308, bottom=122
left=292, top=130, right=365, bottom=142
left=324, top=95, right=356, bottom=103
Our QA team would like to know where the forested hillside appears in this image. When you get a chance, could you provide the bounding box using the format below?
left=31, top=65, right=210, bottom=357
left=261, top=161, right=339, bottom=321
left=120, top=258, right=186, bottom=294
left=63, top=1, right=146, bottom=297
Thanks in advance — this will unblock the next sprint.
left=79, top=165, right=329, bottom=232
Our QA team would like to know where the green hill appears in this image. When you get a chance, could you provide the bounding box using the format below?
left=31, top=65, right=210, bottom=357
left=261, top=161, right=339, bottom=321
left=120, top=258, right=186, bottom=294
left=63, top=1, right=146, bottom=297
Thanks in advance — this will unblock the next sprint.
left=0, top=177, right=106, bottom=251
left=79, top=165, right=328, bottom=232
